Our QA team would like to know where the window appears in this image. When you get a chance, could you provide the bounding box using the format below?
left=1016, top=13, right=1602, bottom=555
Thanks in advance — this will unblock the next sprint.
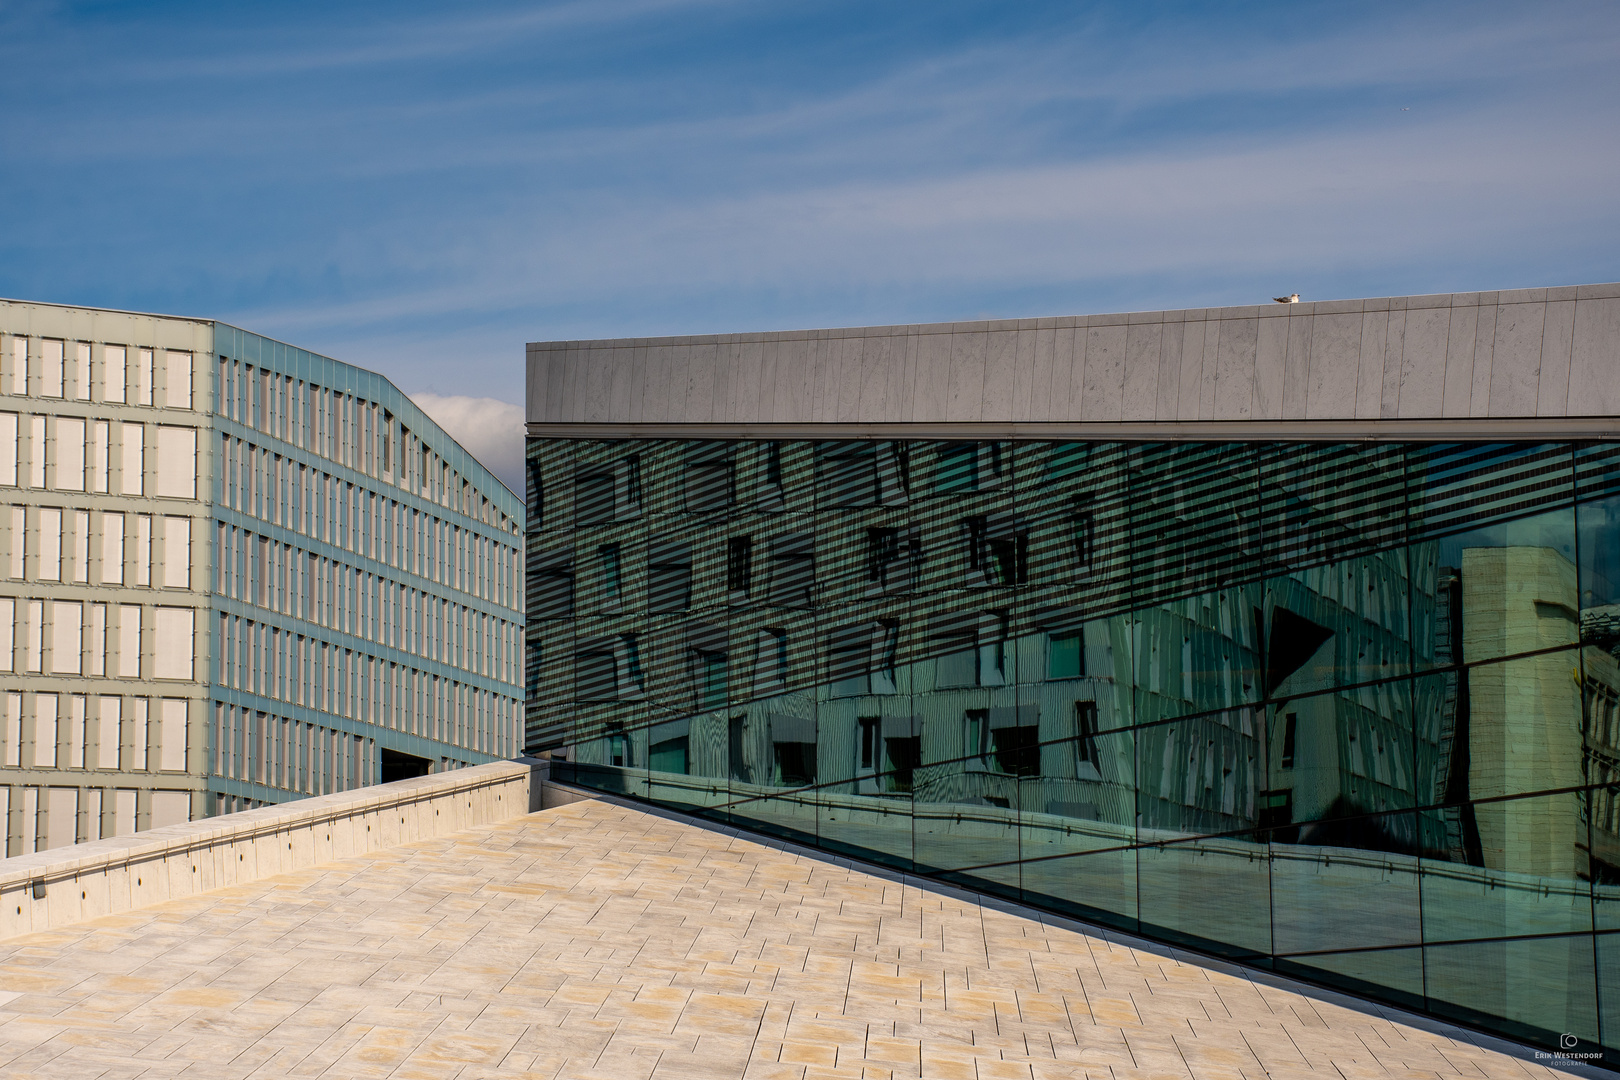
left=964, top=514, right=1028, bottom=587
left=694, top=648, right=728, bottom=709
left=1071, top=504, right=1095, bottom=576
left=865, top=526, right=917, bottom=593
left=769, top=533, right=814, bottom=608
left=1075, top=701, right=1099, bottom=769
left=728, top=714, right=750, bottom=782
left=597, top=544, right=622, bottom=609
left=726, top=536, right=753, bottom=601
left=758, top=443, right=783, bottom=509
left=684, top=443, right=733, bottom=512
left=575, top=468, right=615, bottom=525
left=530, top=548, right=574, bottom=619
left=754, top=628, right=788, bottom=695
left=935, top=442, right=977, bottom=492
left=647, top=539, right=692, bottom=613
left=858, top=717, right=879, bottom=771
left=1281, top=712, right=1297, bottom=769
left=1048, top=629, right=1083, bottom=680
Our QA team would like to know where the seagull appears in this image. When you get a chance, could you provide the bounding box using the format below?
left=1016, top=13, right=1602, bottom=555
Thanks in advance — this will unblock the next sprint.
left=1273, top=293, right=1300, bottom=304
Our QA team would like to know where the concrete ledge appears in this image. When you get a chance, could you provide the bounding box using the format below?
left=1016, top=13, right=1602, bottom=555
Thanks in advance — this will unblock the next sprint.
left=0, top=759, right=539, bottom=941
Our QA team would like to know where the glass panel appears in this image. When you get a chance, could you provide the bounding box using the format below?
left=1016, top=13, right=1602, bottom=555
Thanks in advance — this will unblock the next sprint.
left=1017, top=845, right=1138, bottom=931
left=1275, top=947, right=1425, bottom=1009
left=1130, top=585, right=1263, bottom=728
left=814, top=779, right=914, bottom=872
left=1261, top=548, right=1413, bottom=698
left=1269, top=808, right=1422, bottom=956
left=1420, top=788, right=1593, bottom=944
left=1136, top=829, right=1271, bottom=959
left=1424, top=934, right=1598, bottom=1046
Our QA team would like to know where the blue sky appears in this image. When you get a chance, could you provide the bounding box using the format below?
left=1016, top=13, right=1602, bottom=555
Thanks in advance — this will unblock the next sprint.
left=2, top=1, right=1617, bottom=485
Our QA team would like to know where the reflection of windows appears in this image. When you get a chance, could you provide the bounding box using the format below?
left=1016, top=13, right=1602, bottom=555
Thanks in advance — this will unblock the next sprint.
left=649, top=720, right=689, bottom=774
left=609, top=733, right=629, bottom=768
left=525, top=456, right=543, bottom=531
left=648, top=539, right=692, bottom=613
left=1280, top=712, right=1297, bottom=769
left=684, top=443, right=733, bottom=512
left=817, top=442, right=911, bottom=507
left=1070, top=505, right=1094, bottom=576
left=1075, top=701, right=1099, bottom=769
left=530, top=548, right=574, bottom=619
left=883, top=735, right=919, bottom=792
left=858, top=717, right=879, bottom=771
left=1048, top=629, right=1083, bottom=680
left=624, top=453, right=642, bottom=511
left=967, top=706, right=1039, bottom=776
left=934, top=615, right=977, bottom=688
left=935, top=441, right=1005, bottom=493
left=769, top=713, right=816, bottom=786
left=689, top=623, right=728, bottom=709
left=597, top=544, right=621, bottom=609
left=769, top=533, right=814, bottom=608
left=758, top=443, right=783, bottom=509
left=827, top=621, right=897, bottom=698
left=865, top=527, right=918, bottom=593
left=754, top=627, right=788, bottom=695
left=727, top=536, right=753, bottom=601
left=575, top=469, right=615, bottom=525
left=964, top=514, right=1028, bottom=587
left=576, top=634, right=643, bottom=702
left=728, top=714, right=750, bottom=782
left=695, top=649, right=728, bottom=709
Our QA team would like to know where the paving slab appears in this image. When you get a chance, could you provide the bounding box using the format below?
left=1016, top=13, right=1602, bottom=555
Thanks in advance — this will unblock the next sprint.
left=0, top=799, right=1593, bottom=1079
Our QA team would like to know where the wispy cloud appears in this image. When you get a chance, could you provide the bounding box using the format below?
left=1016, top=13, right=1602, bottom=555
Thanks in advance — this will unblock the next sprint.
left=1, top=0, right=1616, bottom=407
left=409, top=393, right=525, bottom=492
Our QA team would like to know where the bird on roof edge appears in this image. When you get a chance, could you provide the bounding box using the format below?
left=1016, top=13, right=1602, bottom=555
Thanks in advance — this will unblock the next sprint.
left=1273, top=293, right=1301, bottom=304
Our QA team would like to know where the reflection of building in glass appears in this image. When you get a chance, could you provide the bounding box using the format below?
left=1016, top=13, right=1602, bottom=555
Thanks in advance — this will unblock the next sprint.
left=528, top=287, right=1620, bottom=1063
left=2, top=299, right=524, bottom=855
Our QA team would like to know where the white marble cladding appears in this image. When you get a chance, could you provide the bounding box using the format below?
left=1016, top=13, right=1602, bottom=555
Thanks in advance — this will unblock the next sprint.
left=527, top=284, right=1620, bottom=426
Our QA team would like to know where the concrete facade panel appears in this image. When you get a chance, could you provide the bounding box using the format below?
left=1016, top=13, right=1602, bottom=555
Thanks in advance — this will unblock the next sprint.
left=1121, top=323, right=1162, bottom=422
left=1305, top=313, right=1361, bottom=419
left=1355, top=312, right=1388, bottom=420
left=1212, top=317, right=1257, bottom=421
left=1380, top=310, right=1406, bottom=419
left=1486, top=304, right=1546, bottom=417
left=1536, top=301, right=1575, bottom=417
left=524, top=285, right=1620, bottom=428
left=1570, top=297, right=1620, bottom=415
left=1081, top=324, right=1128, bottom=422
left=1252, top=317, right=1287, bottom=420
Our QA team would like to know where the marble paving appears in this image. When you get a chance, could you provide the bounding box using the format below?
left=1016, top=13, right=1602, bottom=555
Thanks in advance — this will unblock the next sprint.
left=0, top=798, right=1583, bottom=1079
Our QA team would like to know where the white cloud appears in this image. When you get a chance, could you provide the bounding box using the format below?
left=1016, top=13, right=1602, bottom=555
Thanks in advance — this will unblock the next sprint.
left=409, top=393, right=525, bottom=494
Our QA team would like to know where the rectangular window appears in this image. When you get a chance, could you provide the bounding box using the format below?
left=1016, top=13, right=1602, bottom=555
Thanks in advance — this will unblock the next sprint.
left=41, top=340, right=64, bottom=398
left=29, top=415, right=44, bottom=487
left=103, top=345, right=126, bottom=403
left=726, top=536, right=752, bottom=600
left=118, top=605, right=142, bottom=678
left=858, top=717, right=879, bottom=771
left=121, top=423, right=144, bottom=495
left=138, top=348, right=154, bottom=406
left=1048, top=630, right=1083, bottom=680
left=1281, top=712, right=1297, bottom=769
left=1075, top=701, right=1100, bottom=769
left=91, top=421, right=109, bottom=492
left=39, top=507, right=62, bottom=581
left=7, top=337, right=28, bottom=395
left=136, top=514, right=152, bottom=586
left=0, top=411, right=14, bottom=486
left=35, top=693, right=59, bottom=767
left=74, top=343, right=90, bottom=401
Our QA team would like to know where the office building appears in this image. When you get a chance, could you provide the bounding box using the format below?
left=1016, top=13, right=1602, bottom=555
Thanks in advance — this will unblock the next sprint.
left=1, top=298, right=524, bottom=852
left=525, top=284, right=1620, bottom=1058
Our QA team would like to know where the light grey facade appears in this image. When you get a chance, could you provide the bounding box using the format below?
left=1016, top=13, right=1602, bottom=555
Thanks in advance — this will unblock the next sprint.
left=527, top=283, right=1620, bottom=437
left=2, top=298, right=524, bottom=855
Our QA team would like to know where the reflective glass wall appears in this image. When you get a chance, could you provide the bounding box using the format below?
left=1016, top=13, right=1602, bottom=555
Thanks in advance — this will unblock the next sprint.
left=526, top=438, right=1620, bottom=1063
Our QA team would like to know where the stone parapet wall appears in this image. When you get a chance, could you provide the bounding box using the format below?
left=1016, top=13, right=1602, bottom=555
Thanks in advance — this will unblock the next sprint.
left=0, top=758, right=540, bottom=940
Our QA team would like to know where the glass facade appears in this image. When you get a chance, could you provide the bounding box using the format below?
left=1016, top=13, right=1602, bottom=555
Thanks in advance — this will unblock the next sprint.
left=528, top=436, right=1620, bottom=1062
